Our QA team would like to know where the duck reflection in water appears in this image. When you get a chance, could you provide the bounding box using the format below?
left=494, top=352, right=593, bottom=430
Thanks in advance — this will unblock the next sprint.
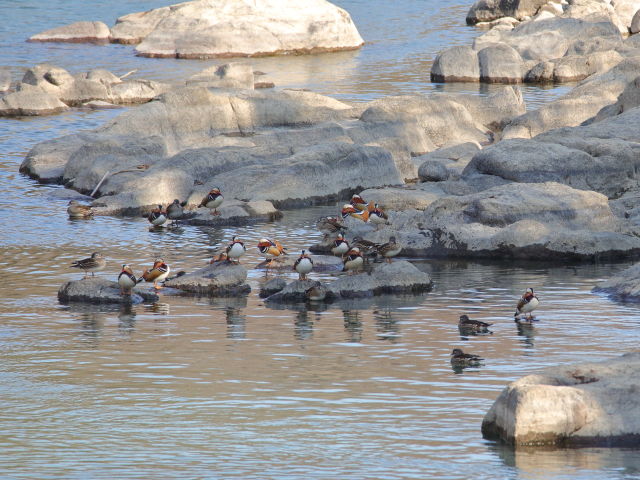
left=145, top=302, right=170, bottom=315
left=226, top=306, right=246, bottom=339
left=374, top=308, right=400, bottom=343
left=516, top=322, right=536, bottom=349
left=117, top=304, right=137, bottom=336
left=343, top=310, right=363, bottom=343
left=294, top=309, right=316, bottom=341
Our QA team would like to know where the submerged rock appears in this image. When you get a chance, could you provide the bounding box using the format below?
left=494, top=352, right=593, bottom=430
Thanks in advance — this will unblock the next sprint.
left=29, top=21, right=111, bottom=44
left=482, top=352, right=640, bottom=447
left=163, top=261, right=250, bottom=296
left=58, top=277, right=159, bottom=304
left=593, top=262, right=640, bottom=302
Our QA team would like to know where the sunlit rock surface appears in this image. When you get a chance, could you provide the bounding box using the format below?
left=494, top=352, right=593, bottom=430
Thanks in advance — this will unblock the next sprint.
left=58, top=277, right=159, bottom=304
left=163, top=262, right=250, bottom=296
left=482, top=352, right=640, bottom=447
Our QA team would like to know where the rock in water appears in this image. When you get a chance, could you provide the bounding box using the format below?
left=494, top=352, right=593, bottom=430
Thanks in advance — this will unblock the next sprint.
left=163, top=261, right=250, bottom=296
left=58, top=277, right=159, bottom=304
left=482, top=352, right=640, bottom=447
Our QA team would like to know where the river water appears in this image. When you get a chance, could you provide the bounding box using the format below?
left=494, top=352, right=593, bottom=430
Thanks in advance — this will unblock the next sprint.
left=1, top=1, right=640, bottom=479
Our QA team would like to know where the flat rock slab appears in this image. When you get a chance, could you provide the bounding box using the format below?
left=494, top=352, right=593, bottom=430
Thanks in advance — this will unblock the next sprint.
left=58, top=277, right=159, bottom=304
left=163, top=262, right=250, bottom=296
left=482, top=351, right=640, bottom=447
left=29, top=21, right=111, bottom=44
left=255, top=254, right=343, bottom=272
left=265, top=260, right=432, bottom=303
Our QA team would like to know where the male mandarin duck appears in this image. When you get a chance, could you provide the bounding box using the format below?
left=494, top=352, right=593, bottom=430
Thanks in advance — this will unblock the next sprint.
left=342, top=247, right=364, bottom=274
left=331, top=233, right=350, bottom=257
left=350, top=194, right=375, bottom=212
left=258, top=238, right=287, bottom=274
left=209, top=252, right=229, bottom=264
left=515, top=287, right=540, bottom=321
left=225, top=236, right=246, bottom=264
left=293, top=250, right=314, bottom=280
left=375, top=236, right=401, bottom=263
left=71, top=252, right=106, bottom=278
left=341, top=204, right=369, bottom=222
left=67, top=200, right=93, bottom=219
left=118, top=264, right=138, bottom=295
left=450, top=348, right=483, bottom=366
left=369, top=203, right=389, bottom=229
left=199, top=187, right=223, bottom=215
left=139, top=258, right=170, bottom=290
left=458, top=314, right=493, bottom=332
left=148, top=204, right=167, bottom=227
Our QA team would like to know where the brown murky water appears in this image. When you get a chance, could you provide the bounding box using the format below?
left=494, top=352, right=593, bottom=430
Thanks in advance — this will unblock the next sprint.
left=1, top=1, right=638, bottom=478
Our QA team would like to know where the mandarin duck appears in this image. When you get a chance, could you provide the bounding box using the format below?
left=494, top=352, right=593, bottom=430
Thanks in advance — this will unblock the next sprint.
left=341, top=204, right=369, bottom=222
left=342, top=247, right=364, bottom=275
left=67, top=200, right=93, bottom=219
left=118, top=264, right=138, bottom=295
left=199, top=187, right=223, bottom=215
left=458, top=314, right=493, bottom=333
left=331, top=233, right=350, bottom=257
left=368, top=203, right=389, bottom=230
left=515, top=287, right=539, bottom=321
left=148, top=204, right=167, bottom=227
left=350, top=194, right=374, bottom=212
left=71, top=252, right=106, bottom=278
left=375, top=236, right=401, bottom=263
left=316, top=216, right=346, bottom=235
left=293, top=250, right=314, bottom=280
left=139, top=258, right=170, bottom=290
left=166, top=199, right=186, bottom=225
left=450, top=348, right=483, bottom=366
left=225, top=236, right=246, bottom=264
left=257, top=238, right=287, bottom=274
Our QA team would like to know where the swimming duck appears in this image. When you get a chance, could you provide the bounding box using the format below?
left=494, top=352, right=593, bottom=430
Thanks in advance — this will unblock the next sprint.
left=225, top=236, right=246, bottom=264
left=515, top=287, right=539, bottom=321
left=331, top=233, right=350, bottom=257
left=458, top=314, right=493, bottom=332
left=342, top=247, right=364, bottom=275
left=199, top=187, right=223, bottom=216
left=67, top=200, right=93, bottom=219
left=147, top=205, right=167, bottom=227
left=117, top=264, right=138, bottom=295
left=139, top=258, right=170, bottom=290
left=305, top=284, right=328, bottom=302
left=450, top=348, right=483, bottom=366
left=166, top=199, right=186, bottom=224
left=341, top=204, right=370, bottom=222
left=316, top=216, right=346, bottom=234
left=71, top=252, right=106, bottom=278
left=368, top=203, right=389, bottom=230
left=375, top=236, right=401, bottom=263
left=350, top=194, right=374, bottom=212
left=293, top=250, right=314, bottom=280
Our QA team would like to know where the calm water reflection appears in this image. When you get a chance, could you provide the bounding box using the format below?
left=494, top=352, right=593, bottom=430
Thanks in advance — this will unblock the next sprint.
left=1, top=0, right=639, bottom=478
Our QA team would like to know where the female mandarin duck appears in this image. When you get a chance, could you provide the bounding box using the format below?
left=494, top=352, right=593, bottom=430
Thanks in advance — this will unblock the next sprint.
left=71, top=252, right=106, bottom=278
left=331, top=233, right=350, bottom=257
left=67, top=200, right=93, bottom=219
left=118, top=264, right=138, bottom=295
left=375, top=236, right=401, bottom=263
left=458, top=314, right=493, bottom=332
left=450, top=348, right=483, bottom=366
left=342, top=247, right=364, bottom=275
left=148, top=204, right=167, bottom=227
left=293, top=250, right=314, bottom=280
left=166, top=199, right=186, bottom=225
left=140, top=258, right=170, bottom=290
left=515, top=287, right=539, bottom=321
left=225, top=236, right=246, bottom=264
left=316, top=216, right=346, bottom=234
left=199, top=187, right=223, bottom=216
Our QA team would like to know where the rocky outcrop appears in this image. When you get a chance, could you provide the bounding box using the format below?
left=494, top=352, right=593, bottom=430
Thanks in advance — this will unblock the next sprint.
left=255, top=254, right=343, bottom=272
left=29, top=21, right=111, bottom=43
left=466, top=0, right=549, bottom=24
left=0, top=87, right=69, bottom=116
left=482, top=352, right=640, bottom=447
left=163, top=261, right=250, bottom=296
left=593, top=262, right=640, bottom=301
left=108, top=0, right=364, bottom=58
left=265, top=261, right=433, bottom=303
left=382, top=182, right=640, bottom=260
left=186, top=63, right=255, bottom=89
left=58, top=277, right=159, bottom=304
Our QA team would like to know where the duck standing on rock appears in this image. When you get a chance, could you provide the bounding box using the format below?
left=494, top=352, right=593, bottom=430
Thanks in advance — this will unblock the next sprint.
left=147, top=205, right=167, bottom=227
left=458, top=314, right=493, bottom=333
left=140, top=258, right=170, bottom=290
left=258, top=238, right=287, bottom=274
left=199, top=187, right=223, bottom=216
left=293, top=250, right=314, bottom=280
left=375, top=236, right=401, bottom=263
left=341, top=204, right=369, bottom=222
left=118, top=264, right=138, bottom=295
left=225, top=236, right=246, bottom=264
left=166, top=199, right=186, bottom=226
left=450, top=348, right=483, bottom=367
left=352, top=236, right=377, bottom=263
left=331, top=233, right=350, bottom=257
left=210, top=252, right=229, bottom=264
left=343, top=247, right=364, bottom=275
left=70, top=252, right=106, bottom=278
left=67, top=200, right=93, bottom=219
left=350, top=194, right=374, bottom=212
left=369, top=203, right=389, bottom=230
left=515, top=287, right=539, bottom=321
left=316, top=216, right=346, bottom=235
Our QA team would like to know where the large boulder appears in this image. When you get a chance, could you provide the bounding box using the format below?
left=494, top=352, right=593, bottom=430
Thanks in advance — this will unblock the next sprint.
left=163, top=261, right=250, bottom=296
left=482, top=352, right=640, bottom=447
left=58, top=277, right=159, bottom=304
left=0, top=87, right=68, bottom=116
left=386, top=182, right=640, bottom=260
left=431, top=46, right=480, bottom=83
left=110, top=0, right=364, bottom=58
left=466, top=0, right=549, bottom=24
left=29, top=21, right=111, bottom=43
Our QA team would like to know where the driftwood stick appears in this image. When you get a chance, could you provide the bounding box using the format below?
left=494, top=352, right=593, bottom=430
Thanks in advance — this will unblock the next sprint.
left=91, top=170, right=110, bottom=198
left=119, top=69, right=137, bottom=80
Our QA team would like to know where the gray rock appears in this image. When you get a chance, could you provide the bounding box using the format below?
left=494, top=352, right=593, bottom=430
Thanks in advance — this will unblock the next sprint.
left=0, top=87, right=69, bottom=116
left=360, top=184, right=448, bottom=211
left=419, top=160, right=450, bottom=182
left=631, top=9, right=640, bottom=33
left=593, top=262, right=640, bottom=301
left=255, top=253, right=343, bottom=272
left=482, top=352, right=640, bottom=447
left=110, top=0, right=364, bottom=58
left=187, top=63, right=255, bottom=90
left=265, top=279, right=330, bottom=303
left=431, top=46, right=480, bottom=82
left=259, top=277, right=288, bottom=298
left=163, top=261, right=250, bottom=296
left=29, top=21, right=110, bottom=44
left=58, top=277, right=159, bottom=304
left=466, top=0, right=549, bottom=24
left=478, top=44, right=524, bottom=83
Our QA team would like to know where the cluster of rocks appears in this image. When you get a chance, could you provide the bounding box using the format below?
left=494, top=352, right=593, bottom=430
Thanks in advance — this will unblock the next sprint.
left=27, top=0, right=363, bottom=58
left=482, top=352, right=640, bottom=447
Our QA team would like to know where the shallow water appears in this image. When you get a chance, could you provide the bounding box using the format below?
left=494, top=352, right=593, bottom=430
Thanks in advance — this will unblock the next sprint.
left=1, top=0, right=639, bottom=479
